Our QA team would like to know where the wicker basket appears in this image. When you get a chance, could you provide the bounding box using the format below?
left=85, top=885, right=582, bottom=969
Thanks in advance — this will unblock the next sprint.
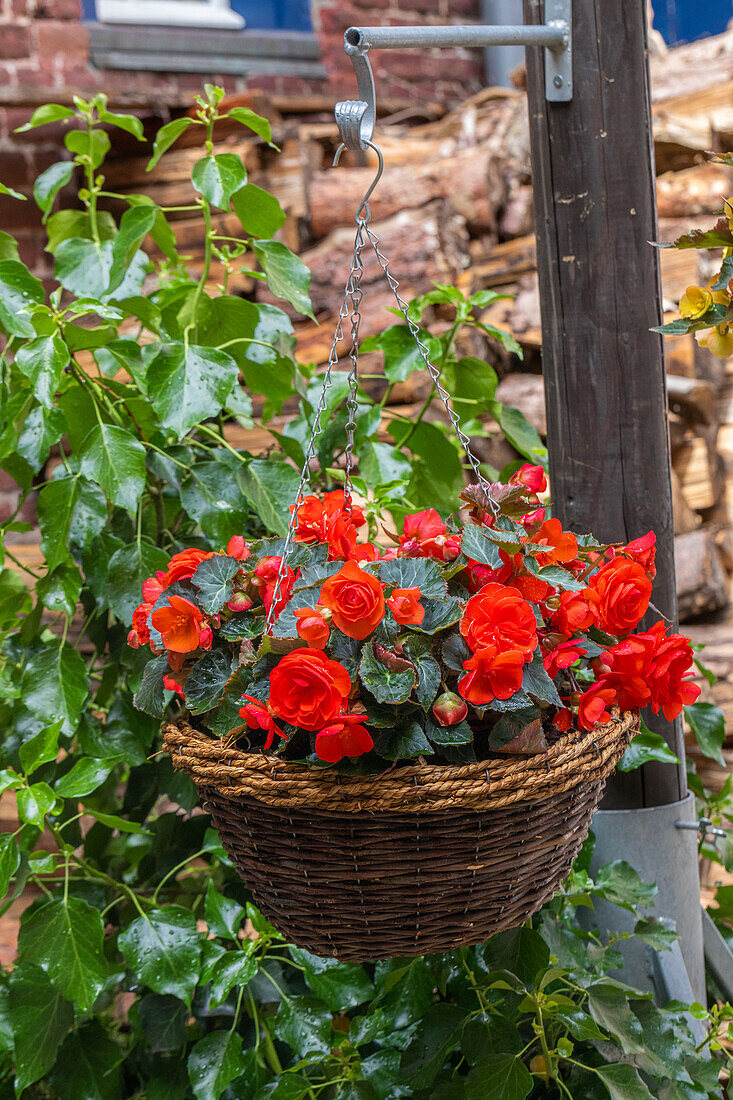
left=164, top=710, right=638, bottom=960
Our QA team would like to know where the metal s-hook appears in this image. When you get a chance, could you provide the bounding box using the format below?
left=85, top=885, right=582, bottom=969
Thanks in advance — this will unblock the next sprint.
left=332, top=139, right=384, bottom=222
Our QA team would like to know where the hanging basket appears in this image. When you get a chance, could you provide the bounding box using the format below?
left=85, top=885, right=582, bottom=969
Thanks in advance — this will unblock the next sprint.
left=164, top=709, right=638, bottom=960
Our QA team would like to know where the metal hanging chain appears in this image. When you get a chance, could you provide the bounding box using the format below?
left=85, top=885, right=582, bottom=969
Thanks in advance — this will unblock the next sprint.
left=363, top=220, right=499, bottom=516
left=342, top=216, right=367, bottom=513
left=265, top=220, right=367, bottom=632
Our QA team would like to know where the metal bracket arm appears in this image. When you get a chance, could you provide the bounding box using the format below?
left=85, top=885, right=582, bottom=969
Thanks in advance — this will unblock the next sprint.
left=335, top=0, right=572, bottom=151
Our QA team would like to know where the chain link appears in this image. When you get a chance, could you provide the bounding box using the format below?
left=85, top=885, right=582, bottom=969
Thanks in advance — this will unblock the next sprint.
left=342, top=218, right=367, bottom=513
left=364, top=221, right=499, bottom=516
left=265, top=221, right=367, bottom=632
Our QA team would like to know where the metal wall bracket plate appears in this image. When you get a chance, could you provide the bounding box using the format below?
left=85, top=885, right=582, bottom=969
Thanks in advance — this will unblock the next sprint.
left=545, top=0, right=572, bottom=101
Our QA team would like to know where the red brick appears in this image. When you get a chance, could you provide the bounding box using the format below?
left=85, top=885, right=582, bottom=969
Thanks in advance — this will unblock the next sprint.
left=35, top=0, right=82, bottom=18
left=0, top=150, right=31, bottom=188
left=34, top=20, right=88, bottom=58
left=0, top=24, right=32, bottom=60
left=0, top=194, right=42, bottom=231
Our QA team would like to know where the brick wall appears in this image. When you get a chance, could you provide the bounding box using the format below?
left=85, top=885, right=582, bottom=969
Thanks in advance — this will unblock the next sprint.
left=0, top=0, right=482, bottom=273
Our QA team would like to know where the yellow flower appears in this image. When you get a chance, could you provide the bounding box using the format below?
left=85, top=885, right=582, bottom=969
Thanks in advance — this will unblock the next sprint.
left=707, top=326, right=733, bottom=359
left=679, top=285, right=713, bottom=320
left=725, top=198, right=733, bottom=236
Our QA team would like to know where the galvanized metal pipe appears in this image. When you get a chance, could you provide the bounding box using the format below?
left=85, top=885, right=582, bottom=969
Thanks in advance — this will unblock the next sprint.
left=344, top=23, right=569, bottom=53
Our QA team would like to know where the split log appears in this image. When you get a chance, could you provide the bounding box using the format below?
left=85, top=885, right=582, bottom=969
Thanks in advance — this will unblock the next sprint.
left=656, top=162, right=733, bottom=219
left=673, top=435, right=720, bottom=512
left=666, top=374, right=716, bottom=427
left=675, top=528, right=729, bottom=621
left=650, top=31, right=733, bottom=104
left=308, top=145, right=501, bottom=240
left=671, top=468, right=701, bottom=535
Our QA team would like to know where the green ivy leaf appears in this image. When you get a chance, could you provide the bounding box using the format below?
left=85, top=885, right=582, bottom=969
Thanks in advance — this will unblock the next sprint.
left=464, top=1053, right=532, bottom=1100
left=185, top=650, right=233, bottom=715
left=237, top=458, right=301, bottom=536
left=685, top=701, right=726, bottom=765
left=119, top=906, right=200, bottom=1006
left=274, top=995, right=334, bottom=1058
left=361, top=325, right=439, bottom=384
left=19, top=897, right=108, bottom=1011
left=399, top=1002, right=465, bottom=1089
left=54, top=237, right=112, bottom=298
left=8, top=965, right=73, bottom=1095
left=33, top=161, right=74, bottom=220
left=36, top=560, right=82, bottom=616
left=593, top=862, right=657, bottom=913
left=253, top=240, right=315, bottom=320
left=228, top=106, right=273, bottom=144
left=192, top=154, right=246, bottom=210
left=180, top=456, right=251, bottom=545
left=54, top=757, right=116, bottom=799
left=587, top=983, right=646, bottom=1056
left=0, top=834, right=19, bottom=898
left=17, top=782, right=60, bottom=828
left=192, top=555, right=240, bottom=615
left=21, top=640, right=89, bottom=734
left=16, top=404, right=66, bottom=471
left=618, top=728, right=680, bottom=772
left=0, top=229, right=19, bottom=260
left=137, top=993, right=188, bottom=1052
left=594, top=1063, right=655, bottom=1100
left=482, top=925, right=550, bottom=987
left=15, top=103, right=75, bottom=130
left=0, top=260, right=45, bottom=337
left=107, top=541, right=169, bottom=626
left=37, top=475, right=108, bottom=570
left=187, top=1029, right=247, bottom=1100
left=232, top=183, right=286, bottom=238
left=359, top=441, right=412, bottom=486
left=99, top=107, right=145, bottom=140
left=147, top=117, right=196, bottom=171
left=15, top=332, right=69, bottom=408
left=288, top=948, right=375, bottom=1012
left=148, top=343, right=239, bottom=439
left=204, top=881, right=244, bottom=940
left=19, top=721, right=62, bottom=775
left=490, top=401, right=547, bottom=464
left=108, top=204, right=156, bottom=293
left=79, top=423, right=147, bottom=514
left=208, top=949, right=258, bottom=1008
left=48, top=1020, right=124, bottom=1100
left=133, top=653, right=169, bottom=718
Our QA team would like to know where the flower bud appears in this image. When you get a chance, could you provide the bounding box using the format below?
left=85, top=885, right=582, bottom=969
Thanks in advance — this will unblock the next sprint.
left=226, top=535, right=250, bottom=561
left=432, top=691, right=468, bottom=727
left=227, top=593, right=253, bottom=613
left=127, top=628, right=141, bottom=649
left=198, top=626, right=213, bottom=651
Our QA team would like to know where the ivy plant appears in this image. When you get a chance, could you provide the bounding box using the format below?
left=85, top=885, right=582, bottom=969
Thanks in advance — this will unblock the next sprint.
left=0, top=87, right=729, bottom=1099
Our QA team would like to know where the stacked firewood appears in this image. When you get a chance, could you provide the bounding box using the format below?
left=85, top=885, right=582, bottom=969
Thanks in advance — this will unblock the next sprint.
left=101, top=28, right=733, bottom=631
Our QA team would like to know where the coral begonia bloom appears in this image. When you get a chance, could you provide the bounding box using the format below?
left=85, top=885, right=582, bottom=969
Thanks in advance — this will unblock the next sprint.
left=553, top=707, right=573, bottom=732
left=458, top=645, right=525, bottom=706
left=460, top=582, right=537, bottom=660
left=164, top=547, right=214, bottom=586
left=315, top=713, right=374, bottom=763
left=399, top=508, right=461, bottom=561
left=239, top=693, right=286, bottom=750
left=269, top=648, right=351, bottom=731
left=386, top=586, right=424, bottom=626
left=163, top=674, right=186, bottom=698
left=534, top=518, right=578, bottom=566
left=131, top=602, right=153, bottom=646
left=226, top=536, right=250, bottom=561
left=511, top=463, right=547, bottom=494
left=254, top=555, right=297, bottom=620
left=151, top=595, right=205, bottom=653
left=553, top=589, right=600, bottom=637
left=599, top=621, right=700, bottom=721
left=588, top=558, right=652, bottom=636
left=542, top=639, right=587, bottom=679
left=293, top=490, right=365, bottom=560
left=623, top=531, right=656, bottom=579
left=577, top=679, right=617, bottom=730
left=294, top=606, right=330, bottom=649
left=142, top=572, right=166, bottom=604
left=319, top=560, right=385, bottom=640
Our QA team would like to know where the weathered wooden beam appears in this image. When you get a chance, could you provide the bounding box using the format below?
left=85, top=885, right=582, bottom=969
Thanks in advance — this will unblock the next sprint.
left=522, top=0, right=685, bottom=807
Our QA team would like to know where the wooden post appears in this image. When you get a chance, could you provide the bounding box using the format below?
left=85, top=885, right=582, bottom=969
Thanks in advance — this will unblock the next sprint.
left=522, top=0, right=685, bottom=807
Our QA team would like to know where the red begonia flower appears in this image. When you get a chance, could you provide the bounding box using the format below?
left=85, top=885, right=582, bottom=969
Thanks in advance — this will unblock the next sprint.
left=269, top=648, right=351, bottom=731
left=577, top=679, right=617, bottom=730
left=587, top=558, right=652, bottom=637
left=598, top=621, right=700, bottom=720
left=458, top=645, right=525, bottom=706
left=315, top=713, right=374, bottom=763
left=163, top=674, right=186, bottom=699
left=294, top=606, right=330, bottom=649
left=553, top=707, right=573, bottom=732
left=387, top=586, right=425, bottom=626
left=319, top=560, right=385, bottom=640
left=164, top=547, right=214, bottom=586
left=151, top=595, right=205, bottom=653
left=534, top=518, right=578, bottom=566
left=510, top=464, right=547, bottom=494
left=226, top=536, right=251, bottom=561
left=399, top=509, right=461, bottom=561
left=461, top=582, right=537, bottom=660
left=542, top=639, right=587, bottom=679
left=239, top=693, right=287, bottom=750
left=552, top=588, right=601, bottom=637
left=254, top=556, right=297, bottom=621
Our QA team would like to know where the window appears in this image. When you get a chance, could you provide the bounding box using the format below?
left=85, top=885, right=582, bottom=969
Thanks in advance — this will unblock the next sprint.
left=94, top=0, right=244, bottom=29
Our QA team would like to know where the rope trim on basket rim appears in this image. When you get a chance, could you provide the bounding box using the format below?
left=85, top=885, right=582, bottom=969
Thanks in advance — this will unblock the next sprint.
left=163, top=709, right=639, bottom=814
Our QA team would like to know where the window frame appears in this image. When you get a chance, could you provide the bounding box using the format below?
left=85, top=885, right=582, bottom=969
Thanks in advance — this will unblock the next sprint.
left=94, top=0, right=244, bottom=29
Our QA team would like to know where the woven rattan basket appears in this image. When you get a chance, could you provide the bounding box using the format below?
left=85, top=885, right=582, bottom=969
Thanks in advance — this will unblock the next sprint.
left=164, top=710, right=638, bottom=960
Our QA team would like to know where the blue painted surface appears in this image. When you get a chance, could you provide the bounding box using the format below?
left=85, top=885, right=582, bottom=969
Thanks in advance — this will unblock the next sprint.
left=232, top=0, right=311, bottom=31
left=84, top=0, right=313, bottom=30
left=652, top=0, right=733, bottom=45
